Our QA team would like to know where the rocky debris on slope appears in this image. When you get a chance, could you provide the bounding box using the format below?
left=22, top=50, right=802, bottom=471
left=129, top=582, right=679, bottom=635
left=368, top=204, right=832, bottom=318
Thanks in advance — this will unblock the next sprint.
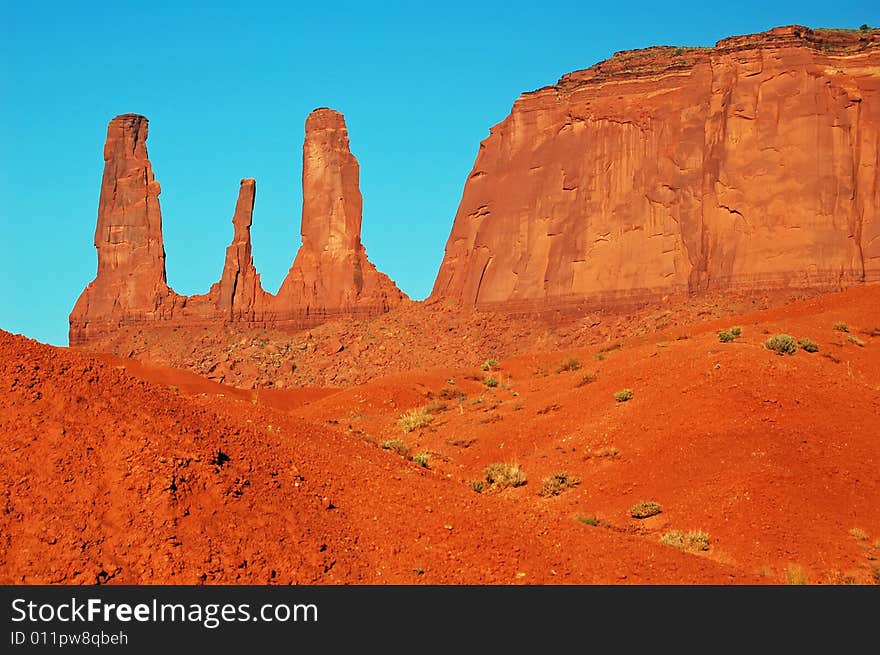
left=69, top=110, right=406, bottom=347
left=431, top=25, right=880, bottom=310
left=80, top=286, right=827, bottom=389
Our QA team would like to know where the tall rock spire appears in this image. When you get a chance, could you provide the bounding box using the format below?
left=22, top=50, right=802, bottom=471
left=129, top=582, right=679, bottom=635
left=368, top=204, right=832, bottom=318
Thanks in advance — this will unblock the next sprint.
left=301, top=109, right=363, bottom=254
left=70, top=109, right=405, bottom=347
left=276, top=108, right=404, bottom=316
left=208, top=178, right=267, bottom=320
left=70, top=114, right=177, bottom=344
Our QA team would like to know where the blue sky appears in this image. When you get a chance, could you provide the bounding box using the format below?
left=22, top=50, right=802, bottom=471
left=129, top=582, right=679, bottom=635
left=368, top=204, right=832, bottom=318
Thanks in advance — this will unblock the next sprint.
left=1, top=1, right=877, bottom=345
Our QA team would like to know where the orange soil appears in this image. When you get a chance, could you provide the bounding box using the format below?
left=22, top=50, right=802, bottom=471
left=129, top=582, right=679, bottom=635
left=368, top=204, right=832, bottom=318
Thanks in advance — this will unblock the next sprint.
left=2, top=285, right=879, bottom=584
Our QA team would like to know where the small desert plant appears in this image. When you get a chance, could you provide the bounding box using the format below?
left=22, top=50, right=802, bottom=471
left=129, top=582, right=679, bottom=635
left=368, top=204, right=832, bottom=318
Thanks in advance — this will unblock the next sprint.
left=481, top=358, right=500, bottom=371
left=576, top=372, right=597, bottom=387
left=468, top=479, right=484, bottom=493
left=439, top=387, right=466, bottom=401
left=584, top=446, right=619, bottom=459
left=557, top=357, right=581, bottom=373
left=797, top=338, right=819, bottom=353
left=847, top=335, right=866, bottom=347
left=849, top=527, right=869, bottom=541
left=614, top=388, right=634, bottom=403
left=382, top=438, right=411, bottom=458
left=630, top=501, right=662, bottom=519
left=718, top=326, right=742, bottom=342
left=413, top=452, right=430, bottom=468
left=538, top=471, right=580, bottom=497
left=684, top=530, right=710, bottom=551
left=399, top=407, right=434, bottom=433
left=825, top=571, right=858, bottom=585
left=785, top=564, right=808, bottom=585
left=660, top=530, right=685, bottom=548
left=595, top=353, right=605, bottom=361
left=483, top=376, right=499, bottom=388
left=764, top=334, right=798, bottom=355
left=577, top=515, right=600, bottom=526
left=484, top=462, right=527, bottom=489
left=833, top=321, right=849, bottom=332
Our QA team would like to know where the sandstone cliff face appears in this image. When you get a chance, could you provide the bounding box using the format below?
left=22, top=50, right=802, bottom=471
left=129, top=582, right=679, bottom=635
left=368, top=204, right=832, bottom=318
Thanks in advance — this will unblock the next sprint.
left=70, top=110, right=405, bottom=346
left=430, top=26, right=880, bottom=310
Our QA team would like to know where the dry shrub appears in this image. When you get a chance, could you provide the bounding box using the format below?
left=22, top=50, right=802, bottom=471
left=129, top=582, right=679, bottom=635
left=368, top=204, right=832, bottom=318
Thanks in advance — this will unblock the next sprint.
left=484, top=462, right=526, bottom=490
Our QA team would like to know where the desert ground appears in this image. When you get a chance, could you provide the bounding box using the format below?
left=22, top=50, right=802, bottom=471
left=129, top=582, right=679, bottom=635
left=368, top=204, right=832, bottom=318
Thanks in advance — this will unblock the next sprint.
left=3, top=284, right=878, bottom=585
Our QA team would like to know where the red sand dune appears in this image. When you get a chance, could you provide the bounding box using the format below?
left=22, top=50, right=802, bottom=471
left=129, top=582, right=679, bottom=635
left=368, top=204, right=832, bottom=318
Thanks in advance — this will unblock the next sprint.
left=3, top=284, right=878, bottom=584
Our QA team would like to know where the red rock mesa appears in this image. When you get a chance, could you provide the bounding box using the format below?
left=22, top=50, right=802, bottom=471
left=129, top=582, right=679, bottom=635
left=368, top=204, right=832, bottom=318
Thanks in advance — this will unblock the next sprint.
left=430, top=26, right=880, bottom=311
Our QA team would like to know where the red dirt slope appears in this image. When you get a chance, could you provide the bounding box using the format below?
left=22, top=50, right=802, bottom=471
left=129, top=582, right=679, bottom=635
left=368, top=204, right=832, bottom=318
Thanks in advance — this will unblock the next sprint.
left=1, top=331, right=758, bottom=584
left=293, top=284, right=880, bottom=584
left=3, top=284, right=879, bottom=584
